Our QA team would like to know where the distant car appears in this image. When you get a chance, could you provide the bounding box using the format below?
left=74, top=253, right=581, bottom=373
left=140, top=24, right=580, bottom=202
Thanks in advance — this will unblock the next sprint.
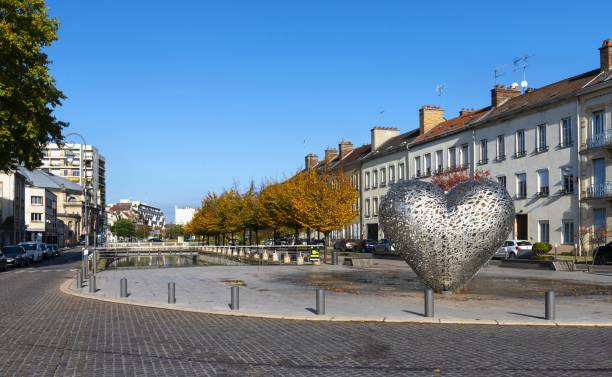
left=593, top=242, right=612, bottom=264
left=1, top=246, right=29, bottom=267
left=333, top=239, right=354, bottom=251
left=361, top=239, right=376, bottom=252
left=494, top=240, right=533, bottom=259
left=373, top=239, right=396, bottom=254
left=147, top=237, right=162, bottom=242
left=18, top=242, right=44, bottom=263
left=42, top=244, right=54, bottom=259
left=47, top=245, right=60, bottom=256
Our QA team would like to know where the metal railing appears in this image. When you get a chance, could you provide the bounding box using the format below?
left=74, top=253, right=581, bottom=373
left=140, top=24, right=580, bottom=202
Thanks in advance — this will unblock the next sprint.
left=586, top=130, right=612, bottom=150
left=585, top=182, right=612, bottom=199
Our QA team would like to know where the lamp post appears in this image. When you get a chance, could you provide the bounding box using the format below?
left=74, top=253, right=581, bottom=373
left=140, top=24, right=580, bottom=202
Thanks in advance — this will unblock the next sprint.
left=63, top=132, right=96, bottom=274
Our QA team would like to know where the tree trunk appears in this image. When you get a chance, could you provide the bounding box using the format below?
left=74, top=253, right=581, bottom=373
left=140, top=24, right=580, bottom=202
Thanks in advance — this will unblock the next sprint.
left=255, top=229, right=259, bottom=245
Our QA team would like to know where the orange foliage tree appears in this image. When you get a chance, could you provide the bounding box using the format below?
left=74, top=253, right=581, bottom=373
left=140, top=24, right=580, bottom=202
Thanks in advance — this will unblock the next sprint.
left=430, top=168, right=492, bottom=192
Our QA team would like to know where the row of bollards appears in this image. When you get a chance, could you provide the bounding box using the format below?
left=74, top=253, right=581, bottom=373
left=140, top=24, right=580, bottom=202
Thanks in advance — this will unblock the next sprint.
left=75, top=273, right=557, bottom=320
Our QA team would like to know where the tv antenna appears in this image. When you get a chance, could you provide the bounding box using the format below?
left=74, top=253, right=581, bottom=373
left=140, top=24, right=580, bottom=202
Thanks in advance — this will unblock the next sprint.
left=378, top=110, right=385, bottom=124
left=436, top=84, right=445, bottom=96
left=494, top=64, right=506, bottom=85
left=513, top=54, right=534, bottom=92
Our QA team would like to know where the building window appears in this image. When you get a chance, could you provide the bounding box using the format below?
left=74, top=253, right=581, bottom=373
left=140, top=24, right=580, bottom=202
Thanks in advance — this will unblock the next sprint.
left=536, top=124, right=548, bottom=153
left=539, top=221, right=550, bottom=243
left=448, top=147, right=456, bottom=169
left=478, top=139, right=488, bottom=165
left=414, top=156, right=421, bottom=177
left=460, top=144, right=469, bottom=168
left=594, top=208, right=607, bottom=241
left=72, top=169, right=80, bottom=177
left=373, top=197, right=379, bottom=217
left=435, top=150, right=443, bottom=174
left=516, top=173, right=527, bottom=199
left=537, top=170, right=549, bottom=197
left=424, top=154, right=432, bottom=176
left=515, top=129, right=526, bottom=158
left=562, top=221, right=575, bottom=244
left=31, top=196, right=43, bottom=205
left=561, top=169, right=574, bottom=194
left=389, top=165, right=395, bottom=183
left=31, top=213, right=42, bottom=222
left=49, top=149, right=60, bottom=157
left=372, top=169, right=378, bottom=188
left=560, top=118, right=572, bottom=147
left=365, top=199, right=371, bottom=217
left=398, top=163, right=405, bottom=180
left=496, top=135, right=505, bottom=161
left=497, top=176, right=506, bottom=189
left=380, top=168, right=386, bottom=186
left=365, top=172, right=370, bottom=189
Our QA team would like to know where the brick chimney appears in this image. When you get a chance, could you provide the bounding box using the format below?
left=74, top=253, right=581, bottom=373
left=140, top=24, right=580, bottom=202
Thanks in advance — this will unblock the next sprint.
left=324, top=148, right=338, bottom=164
left=419, top=106, right=444, bottom=135
left=304, top=153, right=318, bottom=170
left=491, top=85, right=521, bottom=107
left=600, top=38, right=612, bottom=72
left=371, top=127, right=400, bottom=151
left=338, top=140, right=353, bottom=160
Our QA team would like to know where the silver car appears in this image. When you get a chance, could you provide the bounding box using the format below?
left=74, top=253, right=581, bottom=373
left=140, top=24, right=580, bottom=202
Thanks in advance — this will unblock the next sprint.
left=494, top=240, right=533, bottom=259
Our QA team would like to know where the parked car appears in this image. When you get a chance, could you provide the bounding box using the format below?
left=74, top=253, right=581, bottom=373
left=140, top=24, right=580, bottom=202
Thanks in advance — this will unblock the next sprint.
left=333, top=239, right=356, bottom=251
left=593, top=242, right=612, bottom=264
left=373, top=239, right=396, bottom=254
left=361, top=239, right=376, bottom=252
left=42, top=244, right=54, bottom=259
left=47, top=245, right=60, bottom=256
left=18, top=242, right=44, bottom=263
left=1, top=246, right=29, bottom=267
left=494, top=240, right=533, bottom=259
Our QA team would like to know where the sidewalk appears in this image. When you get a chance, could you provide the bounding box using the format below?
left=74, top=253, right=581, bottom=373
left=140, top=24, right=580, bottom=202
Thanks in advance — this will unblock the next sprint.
left=64, top=260, right=612, bottom=326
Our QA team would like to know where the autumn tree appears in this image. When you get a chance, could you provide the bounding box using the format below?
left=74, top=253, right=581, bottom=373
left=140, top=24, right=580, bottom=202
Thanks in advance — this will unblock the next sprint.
left=0, top=0, right=67, bottom=171
left=290, top=169, right=357, bottom=247
left=165, top=224, right=184, bottom=240
left=135, top=224, right=152, bottom=239
left=430, top=168, right=492, bottom=192
left=257, top=180, right=302, bottom=240
left=110, top=219, right=135, bottom=238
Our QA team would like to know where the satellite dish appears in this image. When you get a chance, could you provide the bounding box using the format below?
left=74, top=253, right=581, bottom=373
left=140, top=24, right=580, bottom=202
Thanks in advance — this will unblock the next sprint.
left=511, top=82, right=519, bottom=89
left=521, top=80, right=528, bottom=89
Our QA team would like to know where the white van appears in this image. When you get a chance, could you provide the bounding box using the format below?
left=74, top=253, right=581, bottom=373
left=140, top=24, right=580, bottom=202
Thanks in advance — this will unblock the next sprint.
left=18, top=242, right=44, bottom=263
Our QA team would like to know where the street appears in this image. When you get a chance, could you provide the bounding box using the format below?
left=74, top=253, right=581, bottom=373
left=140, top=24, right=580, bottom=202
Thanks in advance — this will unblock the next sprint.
left=0, top=250, right=610, bottom=376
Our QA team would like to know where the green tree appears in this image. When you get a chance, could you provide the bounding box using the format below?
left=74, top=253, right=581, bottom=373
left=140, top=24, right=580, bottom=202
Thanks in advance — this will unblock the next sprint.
left=135, top=224, right=152, bottom=239
left=110, top=219, right=135, bottom=238
left=166, top=224, right=184, bottom=240
left=0, top=0, right=67, bottom=171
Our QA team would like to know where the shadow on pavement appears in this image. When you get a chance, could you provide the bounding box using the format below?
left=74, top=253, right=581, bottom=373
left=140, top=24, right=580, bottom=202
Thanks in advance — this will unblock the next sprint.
left=508, top=311, right=544, bottom=320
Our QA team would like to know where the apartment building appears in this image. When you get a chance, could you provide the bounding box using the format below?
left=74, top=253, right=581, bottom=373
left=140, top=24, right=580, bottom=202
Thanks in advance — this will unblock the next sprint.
left=0, top=171, right=26, bottom=247
left=41, top=143, right=106, bottom=237
left=108, top=199, right=165, bottom=228
left=361, top=127, right=418, bottom=240
left=578, top=39, right=612, bottom=249
left=175, top=206, right=196, bottom=225
left=25, top=186, right=58, bottom=244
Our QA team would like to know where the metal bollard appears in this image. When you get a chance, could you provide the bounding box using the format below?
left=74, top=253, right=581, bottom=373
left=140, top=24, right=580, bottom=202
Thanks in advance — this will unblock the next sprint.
left=168, top=282, right=176, bottom=304
left=88, top=275, right=96, bottom=293
left=545, top=290, right=555, bottom=320
left=331, top=250, right=338, bottom=265
left=231, top=286, right=239, bottom=310
left=76, top=270, right=82, bottom=289
left=316, top=289, right=325, bottom=315
left=120, top=278, right=128, bottom=298
left=424, top=288, right=434, bottom=317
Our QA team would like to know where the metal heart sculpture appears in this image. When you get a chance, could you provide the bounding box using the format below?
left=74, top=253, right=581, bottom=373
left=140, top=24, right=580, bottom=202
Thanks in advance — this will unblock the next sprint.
left=379, top=179, right=515, bottom=292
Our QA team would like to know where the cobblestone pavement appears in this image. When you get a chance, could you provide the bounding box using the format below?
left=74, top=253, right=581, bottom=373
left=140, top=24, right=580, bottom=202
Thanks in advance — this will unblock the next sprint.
left=1, top=250, right=611, bottom=376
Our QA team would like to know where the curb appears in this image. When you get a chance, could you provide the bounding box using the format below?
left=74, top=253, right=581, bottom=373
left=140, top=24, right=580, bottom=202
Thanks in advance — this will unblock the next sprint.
left=60, top=279, right=612, bottom=327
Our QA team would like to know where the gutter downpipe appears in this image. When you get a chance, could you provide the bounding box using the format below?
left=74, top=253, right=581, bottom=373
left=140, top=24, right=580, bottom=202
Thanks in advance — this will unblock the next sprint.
left=576, top=97, right=582, bottom=258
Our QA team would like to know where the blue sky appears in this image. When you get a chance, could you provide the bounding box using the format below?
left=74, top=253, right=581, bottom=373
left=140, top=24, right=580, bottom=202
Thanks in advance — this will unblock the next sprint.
left=46, top=0, right=609, bottom=221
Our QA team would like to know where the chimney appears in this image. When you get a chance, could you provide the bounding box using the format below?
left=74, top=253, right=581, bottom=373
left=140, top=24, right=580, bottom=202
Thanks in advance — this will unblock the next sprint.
left=338, top=140, right=353, bottom=160
left=371, top=127, right=400, bottom=151
left=324, top=148, right=338, bottom=164
left=304, top=153, right=318, bottom=170
left=600, top=38, right=612, bottom=72
left=491, top=85, right=521, bottom=107
left=459, top=108, right=477, bottom=116
left=419, top=105, right=444, bottom=135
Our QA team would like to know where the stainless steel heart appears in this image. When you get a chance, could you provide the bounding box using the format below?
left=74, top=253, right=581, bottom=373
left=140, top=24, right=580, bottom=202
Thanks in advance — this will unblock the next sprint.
left=379, top=179, right=515, bottom=292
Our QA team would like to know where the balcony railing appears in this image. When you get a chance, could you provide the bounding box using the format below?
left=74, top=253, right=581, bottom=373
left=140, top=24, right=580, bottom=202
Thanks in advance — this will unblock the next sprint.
left=585, top=182, right=612, bottom=199
left=514, top=150, right=526, bottom=158
left=586, top=130, right=612, bottom=150
left=495, top=154, right=506, bottom=162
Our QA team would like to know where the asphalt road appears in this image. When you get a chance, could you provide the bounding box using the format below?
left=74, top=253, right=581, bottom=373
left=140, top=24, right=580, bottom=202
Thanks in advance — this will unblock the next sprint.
left=0, top=249, right=611, bottom=376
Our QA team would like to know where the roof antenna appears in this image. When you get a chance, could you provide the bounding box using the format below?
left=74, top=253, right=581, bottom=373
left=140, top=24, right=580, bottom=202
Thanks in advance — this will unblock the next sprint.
left=513, top=54, right=534, bottom=93
left=378, top=110, right=385, bottom=124
left=436, top=84, right=445, bottom=96
left=494, top=64, right=506, bottom=85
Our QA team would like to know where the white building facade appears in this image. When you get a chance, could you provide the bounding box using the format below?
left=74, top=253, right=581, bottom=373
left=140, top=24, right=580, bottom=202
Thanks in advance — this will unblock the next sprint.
left=175, top=206, right=196, bottom=225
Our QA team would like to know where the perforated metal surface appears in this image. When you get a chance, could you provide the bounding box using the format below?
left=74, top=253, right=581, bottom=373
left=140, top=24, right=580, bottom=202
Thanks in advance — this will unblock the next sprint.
left=379, top=179, right=515, bottom=292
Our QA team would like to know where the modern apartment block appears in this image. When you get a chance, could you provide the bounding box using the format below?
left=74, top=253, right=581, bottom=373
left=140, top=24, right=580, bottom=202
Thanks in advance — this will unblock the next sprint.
left=41, top=143, right=106, bottom=238
left=109, top=199, right=165, bottom=228
left=0, top=171, right=26, bottom=247
left=175, top=206, right=196, bottom=225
